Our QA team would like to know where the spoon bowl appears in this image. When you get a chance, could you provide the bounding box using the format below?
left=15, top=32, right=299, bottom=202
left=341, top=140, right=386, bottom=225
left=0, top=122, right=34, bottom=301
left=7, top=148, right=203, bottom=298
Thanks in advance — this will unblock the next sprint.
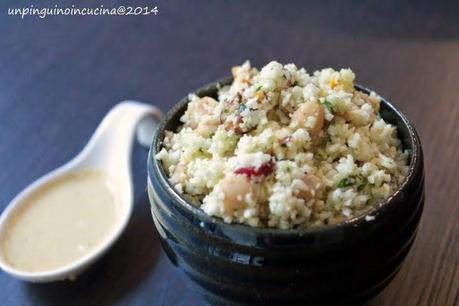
left=0, top=101, right=162, bottom=282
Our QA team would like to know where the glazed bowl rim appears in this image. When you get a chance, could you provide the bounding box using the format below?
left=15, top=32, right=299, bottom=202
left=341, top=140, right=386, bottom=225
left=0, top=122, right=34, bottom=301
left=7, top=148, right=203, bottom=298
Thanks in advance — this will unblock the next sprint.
left=149, top=77, right=421, bottom=236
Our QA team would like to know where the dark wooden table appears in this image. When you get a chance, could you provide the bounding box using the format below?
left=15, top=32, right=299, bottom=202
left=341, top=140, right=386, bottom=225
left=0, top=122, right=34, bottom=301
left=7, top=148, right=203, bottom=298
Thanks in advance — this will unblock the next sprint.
left=1, top=1, right=458, bottom=305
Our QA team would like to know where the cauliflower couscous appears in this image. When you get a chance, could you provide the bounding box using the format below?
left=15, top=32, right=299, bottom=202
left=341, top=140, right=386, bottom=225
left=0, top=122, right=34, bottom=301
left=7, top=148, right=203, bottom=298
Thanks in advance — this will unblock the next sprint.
left=156, top=61, right=409, bottom=229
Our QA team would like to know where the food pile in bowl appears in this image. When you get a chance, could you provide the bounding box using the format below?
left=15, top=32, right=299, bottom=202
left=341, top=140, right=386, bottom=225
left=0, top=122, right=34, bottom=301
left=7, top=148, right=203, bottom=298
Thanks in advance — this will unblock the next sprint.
left=155, top=61, right=409, bottom=229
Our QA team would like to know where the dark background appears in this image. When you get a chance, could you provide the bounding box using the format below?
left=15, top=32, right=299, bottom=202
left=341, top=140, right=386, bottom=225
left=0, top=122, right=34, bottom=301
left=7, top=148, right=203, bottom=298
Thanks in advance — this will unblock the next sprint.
left=1, top=1, right=458, bottom=305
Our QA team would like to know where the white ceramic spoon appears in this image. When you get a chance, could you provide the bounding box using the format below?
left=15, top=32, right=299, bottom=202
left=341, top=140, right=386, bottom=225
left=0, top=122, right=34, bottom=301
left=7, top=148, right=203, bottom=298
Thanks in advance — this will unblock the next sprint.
left=0, top=101, right=163, bottom=282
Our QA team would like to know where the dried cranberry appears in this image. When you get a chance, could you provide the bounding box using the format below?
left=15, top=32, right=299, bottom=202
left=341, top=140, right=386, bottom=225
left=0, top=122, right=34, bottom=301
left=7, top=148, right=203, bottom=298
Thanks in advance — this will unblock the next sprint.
left=234, top=161, right=274, bottom=177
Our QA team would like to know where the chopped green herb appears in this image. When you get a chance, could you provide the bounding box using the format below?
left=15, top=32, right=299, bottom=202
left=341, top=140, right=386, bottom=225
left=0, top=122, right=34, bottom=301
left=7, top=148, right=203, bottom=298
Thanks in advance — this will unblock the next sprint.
left=322, top=100, right=335, bottom=113
left=238, top=104, right=247, bottom=113
left=223, top=109, right=229, bottom=114
left=292, top=80, right=298, bottom=86
left=282, top=74, right=287, bottom=79
left=209, top=132, right=215, bottom=138
left=255, top=84, right=263, bottom=91
left=337, top=176, right=356, bottom=188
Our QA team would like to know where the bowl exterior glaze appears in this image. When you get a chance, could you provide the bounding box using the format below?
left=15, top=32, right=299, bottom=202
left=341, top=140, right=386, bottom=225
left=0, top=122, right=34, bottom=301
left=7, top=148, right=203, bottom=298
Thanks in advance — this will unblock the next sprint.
left=147, top=79, right=425, bottom=306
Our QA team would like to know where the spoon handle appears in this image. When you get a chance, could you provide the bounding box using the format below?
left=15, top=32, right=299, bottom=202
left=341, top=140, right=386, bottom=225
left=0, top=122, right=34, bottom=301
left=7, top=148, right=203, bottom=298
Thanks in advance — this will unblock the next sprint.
left=78, top=101, right=163, bottom=171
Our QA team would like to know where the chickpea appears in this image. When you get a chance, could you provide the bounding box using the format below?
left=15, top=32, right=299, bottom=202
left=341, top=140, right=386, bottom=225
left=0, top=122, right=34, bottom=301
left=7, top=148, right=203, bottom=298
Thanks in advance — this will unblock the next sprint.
left=185, top=97, right=217, bottom=129
left=195, top=120, right=218, bottom=138
left=342, top=106, right=356, bottom=122
left=297, top=174, right=323, bottom=202
left=265, top=121, right=281, bottom=131
left=219, top=175, right=254, bottom=215
left=290, top=102, right=324, bottom=137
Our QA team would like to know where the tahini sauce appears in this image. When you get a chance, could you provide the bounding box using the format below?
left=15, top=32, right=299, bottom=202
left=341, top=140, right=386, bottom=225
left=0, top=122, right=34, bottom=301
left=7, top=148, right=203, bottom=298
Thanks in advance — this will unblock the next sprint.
left=1, top=170, right=119, bottom=272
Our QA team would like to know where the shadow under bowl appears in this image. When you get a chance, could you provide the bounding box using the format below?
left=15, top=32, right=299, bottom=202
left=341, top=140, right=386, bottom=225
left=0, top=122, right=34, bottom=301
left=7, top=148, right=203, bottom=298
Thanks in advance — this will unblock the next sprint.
left=147, top=78, right=425, bottom=306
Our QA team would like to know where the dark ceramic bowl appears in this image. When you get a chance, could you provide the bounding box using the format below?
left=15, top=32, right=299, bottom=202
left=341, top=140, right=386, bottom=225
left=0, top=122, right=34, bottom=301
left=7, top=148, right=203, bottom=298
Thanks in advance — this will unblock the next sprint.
left=147, top=78, right=425, bottom=306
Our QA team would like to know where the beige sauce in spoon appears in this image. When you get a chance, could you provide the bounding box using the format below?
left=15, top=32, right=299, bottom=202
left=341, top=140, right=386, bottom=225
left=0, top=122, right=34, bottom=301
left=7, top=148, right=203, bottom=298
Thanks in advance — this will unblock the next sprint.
left=1, top=170, right=119, bottom=273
